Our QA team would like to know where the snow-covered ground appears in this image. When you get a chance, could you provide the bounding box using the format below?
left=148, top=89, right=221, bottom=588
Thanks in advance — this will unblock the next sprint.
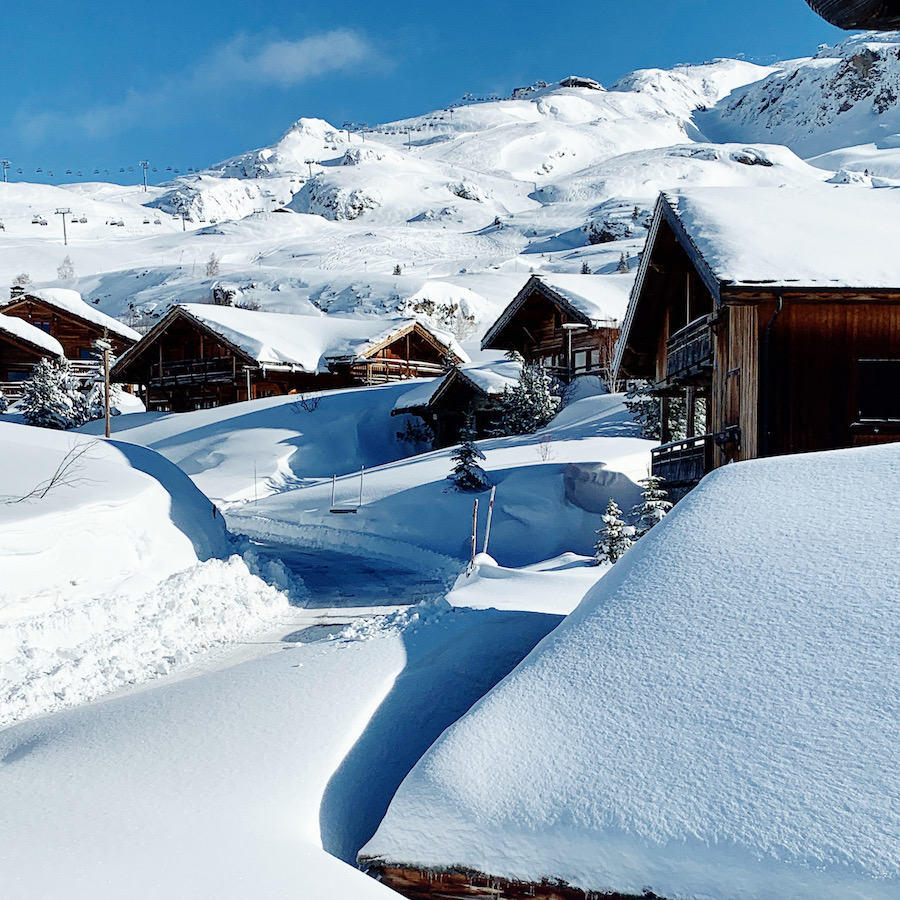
left=363, top=444, right=900, bottom=900
left=5, top=26, right=900, bottom=900
left=0, top=422, right=297, bottom=728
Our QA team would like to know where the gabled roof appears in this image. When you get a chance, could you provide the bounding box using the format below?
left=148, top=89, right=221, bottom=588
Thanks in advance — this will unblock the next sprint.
left=112, top=304, right=468, bottom=377
left=393, top=359, right=521, bottom=414
left=613, top=186, right=900, bottom=378
left=481, top=274, right=631, bottom=351
left=0, top=312, right=64, bottom=358
left=2, top=289, right=141, bottom=344
left=664, top=185, right=900, bottom=290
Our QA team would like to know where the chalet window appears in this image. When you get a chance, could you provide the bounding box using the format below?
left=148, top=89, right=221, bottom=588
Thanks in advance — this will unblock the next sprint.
left=34, top=320, right=51, bottom=333
left=79, top=349, right=94, bottom=360
left=7, top=370, right=29, bottom=381
left=858, top=359, right=900, bottom=421
left=574, top=350, right=588, bottom=372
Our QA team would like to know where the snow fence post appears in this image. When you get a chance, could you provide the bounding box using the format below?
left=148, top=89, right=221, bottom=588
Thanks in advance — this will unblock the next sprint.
left=482, top=485, right=496, bottom=555
left=468, top=498, right=479, bottom=574
left=359, top=465, right=365, bottom=508
left=331, top=474, right=336, bottom=508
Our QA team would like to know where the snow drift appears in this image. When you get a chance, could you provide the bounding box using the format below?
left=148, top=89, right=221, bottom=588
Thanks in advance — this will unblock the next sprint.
left=362, top=444, right=900, bottom=900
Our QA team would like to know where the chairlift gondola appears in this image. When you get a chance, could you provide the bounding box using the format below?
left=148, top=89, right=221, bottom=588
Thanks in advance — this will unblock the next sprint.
left=119, top=167, right=125, bottom=173
left=166, top=166, right=172, bottom=171
left=36, top=167, right=42, bottom=173
left=173, top=168, right=180, bottom=174
left=128, top=166, right=134, bottom=172
left=93, top=169, right=100, bottom=174
left=65, top=169, right=72, bottom=174
left=152, top=167, right=158, bottom=172
left=79, top=216, right=87, bottom=223
left=76, top=171, right=82, bottom=177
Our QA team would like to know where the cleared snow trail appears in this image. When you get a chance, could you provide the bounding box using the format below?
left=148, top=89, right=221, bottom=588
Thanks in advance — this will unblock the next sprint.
left=0, top=543, right=563, bottom=899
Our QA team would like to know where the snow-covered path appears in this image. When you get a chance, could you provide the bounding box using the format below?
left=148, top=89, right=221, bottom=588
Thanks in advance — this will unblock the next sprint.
left=0, top=548, right=562, bottom=899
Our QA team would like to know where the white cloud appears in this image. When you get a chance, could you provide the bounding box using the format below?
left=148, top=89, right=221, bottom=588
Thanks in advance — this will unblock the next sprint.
left=13, top=29, right=383, bottom=146
left=199, top=30, right=382, bottom=88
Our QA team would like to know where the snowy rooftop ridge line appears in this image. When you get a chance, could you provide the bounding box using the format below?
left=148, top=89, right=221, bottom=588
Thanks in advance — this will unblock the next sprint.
left=665, top=184, right=900, bottom=290
left=120, top=303, right=468, bottom=374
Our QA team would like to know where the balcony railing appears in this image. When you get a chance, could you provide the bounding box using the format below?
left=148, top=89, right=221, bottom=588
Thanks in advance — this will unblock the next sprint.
left=348, top=358, right=447, bottom=384
left=149, top=358, right=236, bottom=387
left=652, top=433, right=715, bottom=490
left=666, top=316, right=713, bottom=383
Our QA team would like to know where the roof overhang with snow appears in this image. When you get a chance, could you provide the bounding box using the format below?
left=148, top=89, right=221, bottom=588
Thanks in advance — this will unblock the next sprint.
left=1, top=290, right=141, bottom=345
left=806, top=0, right=900, bottom=29
left=613, top=186, right=900, bottom=379
left=0, top=312, right=65, bottom=359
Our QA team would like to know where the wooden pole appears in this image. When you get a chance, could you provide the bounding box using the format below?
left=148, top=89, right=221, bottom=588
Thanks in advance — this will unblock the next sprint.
left=331, top=474, right=336, bottom=508
left=470, top=498, right=479, bottom=569
left=103, top=345, right=111, bottom=438
left=482, top=485, right=496, bottom=555
left=358, top=466, right=365, bottom=507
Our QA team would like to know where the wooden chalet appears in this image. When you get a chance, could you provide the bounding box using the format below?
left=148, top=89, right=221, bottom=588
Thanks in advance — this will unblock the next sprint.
left=806, top=0, right=900, bottom=29
left=110, top=304, right=467, bottom=412
left=614, top=186, right=900, bottom=492
left=393, top=360, right=521, bottom=447
left=481, top=274, right=630, bottom=385
left=2, top=288, right=140, bottom=363
left=0, top=313, right=65, bottom=400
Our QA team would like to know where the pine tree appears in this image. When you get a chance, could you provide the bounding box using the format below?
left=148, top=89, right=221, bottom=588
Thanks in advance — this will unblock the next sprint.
left=500, top=362, right=559, bottom=435
left=19, top=358, right=87, bottom=430
left=630, top=475, right=673, bottom=538
left=617, top=252, right=630, bottom=273
left=594, top=498, right=635, bottom=565
left=206, top=253, right=220, bottom=278
left=0, top=389, right=8, bottom=414
left=581, top=260, right=591, bottom=274
left=624, top=381, right=686, bottom=441
left=393, top=264, right=403, bottom=276
left=449, top=416, right=490, bottom=491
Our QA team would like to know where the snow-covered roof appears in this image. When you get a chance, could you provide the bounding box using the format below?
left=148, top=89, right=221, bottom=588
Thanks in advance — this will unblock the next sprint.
left=168, top=305, right=465, bottom=373
left=540, top=274, right=633, bottom=322
left=14, top=289, right=141, bottom=343
left=0, top=311, right=64, bottom=357
left=363, top=443, right=900, bottom=899
left=665, top=185, right=900, bottom=289
left=393, top=359, right=521, bottom=413
left=481, top=274, right=632, bottom=351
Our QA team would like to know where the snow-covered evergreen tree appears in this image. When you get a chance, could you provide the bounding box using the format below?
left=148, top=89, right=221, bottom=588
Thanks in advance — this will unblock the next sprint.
left=631, top=475, right=673, bottom=538
left=594, top=498, right=635, bottom=565
left=624, top=380, right=686, bottom=441
left=0, top=389, right=8, bottom=414
left=581, top=260, right=591, bottom=274
left=19, top=358, right=87, bottom=430
left=449, top=416, right=490, bottom=491
left=500, top=362, right=559, bottom=435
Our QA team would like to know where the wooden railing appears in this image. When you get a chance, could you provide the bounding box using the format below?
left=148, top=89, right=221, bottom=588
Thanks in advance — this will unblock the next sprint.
left=149, top=358, right=236, bottom=386
left=666, top=316, right=713, bottom=383
left=652, top=433, right=715, bottom=489
left=349, top=358, right=447, bottom=384
left=0, top=381, right=26, bottom=401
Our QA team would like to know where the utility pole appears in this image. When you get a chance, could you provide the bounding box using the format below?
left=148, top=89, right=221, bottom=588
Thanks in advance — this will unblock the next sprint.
left=139, top=160, right=149, bottom=192
left=55, top=208, right=72, bottom=245
left=177, top=209, right=190, bottom=231
left=0, top=159, right=9, bottom=182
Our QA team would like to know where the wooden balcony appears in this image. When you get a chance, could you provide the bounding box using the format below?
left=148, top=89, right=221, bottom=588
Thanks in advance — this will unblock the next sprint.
left=665, top=316, right=713, bottom=385
left=652, top=433, right=715, bottom=490
left=348, top=358, right=446, bottom=384
left=149, top=357, right=236, bottom=387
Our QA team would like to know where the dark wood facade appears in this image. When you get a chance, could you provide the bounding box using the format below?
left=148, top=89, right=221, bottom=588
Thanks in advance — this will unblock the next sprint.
left=394, top=365, right=514, bottom=447
left=481, top=276, right=620, bottom=385
left=806, top=0, right=900, bottom=29
left=616, top=195, right=900, bottom=490
left=112, top=306, right=461, bottom=412
left=1, top=293, right=137, bottom=362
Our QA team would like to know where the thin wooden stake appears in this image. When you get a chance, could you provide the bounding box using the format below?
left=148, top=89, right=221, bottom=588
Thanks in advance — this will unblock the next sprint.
left=359, top=465, right=365, bottom=507
left=331, top=474, right=336, bottom=508
left=470, top=498, right=479, bottom=571
left=482, top=485, right=496, bottom=555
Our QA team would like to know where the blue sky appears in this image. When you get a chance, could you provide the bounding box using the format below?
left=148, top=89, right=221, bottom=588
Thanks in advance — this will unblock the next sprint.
left=1, top=0, right=846, bottom=185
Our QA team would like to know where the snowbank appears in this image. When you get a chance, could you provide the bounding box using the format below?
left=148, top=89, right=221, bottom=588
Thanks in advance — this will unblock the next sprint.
left=0, top=423, right=297, bottom=727
left=363, top=444, right=900, bottom=899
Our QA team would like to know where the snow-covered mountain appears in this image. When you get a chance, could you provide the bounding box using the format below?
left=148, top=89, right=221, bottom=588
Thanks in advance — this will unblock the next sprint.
left=2, top=31, right=900, bottom=353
